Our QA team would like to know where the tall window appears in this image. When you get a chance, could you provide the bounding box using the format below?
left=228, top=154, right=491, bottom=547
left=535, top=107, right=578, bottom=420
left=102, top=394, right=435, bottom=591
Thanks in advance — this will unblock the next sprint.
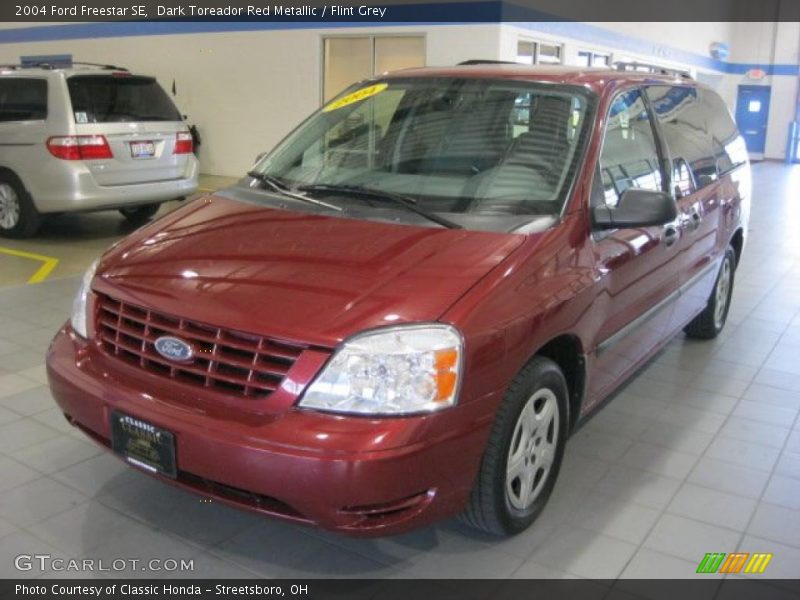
left=577, top=51, right=611, bottom=68
left=323, top=36, right=425, bottom=102
left=516, top=40, right=562, bottom=65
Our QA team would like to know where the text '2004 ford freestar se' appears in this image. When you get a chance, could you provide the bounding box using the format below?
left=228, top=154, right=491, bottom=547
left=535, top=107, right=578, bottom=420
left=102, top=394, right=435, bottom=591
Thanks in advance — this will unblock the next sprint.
left=47, top=63, right=750, bottom=537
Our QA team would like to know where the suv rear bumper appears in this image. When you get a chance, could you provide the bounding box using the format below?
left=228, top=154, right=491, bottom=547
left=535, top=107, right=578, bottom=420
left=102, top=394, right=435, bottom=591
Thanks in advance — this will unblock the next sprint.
left=46, top=325, right=490, bottom=536
left=30, top=155, right=199, bottom=213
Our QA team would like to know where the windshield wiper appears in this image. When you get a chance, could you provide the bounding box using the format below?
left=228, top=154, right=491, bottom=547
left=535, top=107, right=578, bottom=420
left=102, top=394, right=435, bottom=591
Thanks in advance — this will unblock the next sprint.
left=246, top=171, right=342, bottom=212
left=297, top=183, right=462, bottom=230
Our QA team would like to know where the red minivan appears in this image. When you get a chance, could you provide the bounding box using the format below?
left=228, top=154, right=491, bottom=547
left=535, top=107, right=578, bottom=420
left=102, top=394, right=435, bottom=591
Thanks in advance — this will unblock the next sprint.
left=47, top=63, right=750, bottom=537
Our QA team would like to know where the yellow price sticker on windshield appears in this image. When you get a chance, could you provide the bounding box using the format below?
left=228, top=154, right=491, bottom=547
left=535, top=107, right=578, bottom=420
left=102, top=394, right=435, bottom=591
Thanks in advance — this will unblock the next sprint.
left=323, top=83, right=388, bottom=112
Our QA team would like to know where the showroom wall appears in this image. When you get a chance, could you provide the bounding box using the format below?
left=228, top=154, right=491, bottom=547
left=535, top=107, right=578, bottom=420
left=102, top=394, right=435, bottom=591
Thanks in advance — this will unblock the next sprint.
left=0, top=23, right=502, bottom=175
left=725, top=21, right=800, bottom=159
left=0, top=20, right=797, bottom=174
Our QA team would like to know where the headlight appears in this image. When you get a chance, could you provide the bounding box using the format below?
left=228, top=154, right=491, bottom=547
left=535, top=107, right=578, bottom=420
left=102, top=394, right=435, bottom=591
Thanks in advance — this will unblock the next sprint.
left=299, top=324, right=463, bottom=415
left=70, top=259, right=99, bottom=338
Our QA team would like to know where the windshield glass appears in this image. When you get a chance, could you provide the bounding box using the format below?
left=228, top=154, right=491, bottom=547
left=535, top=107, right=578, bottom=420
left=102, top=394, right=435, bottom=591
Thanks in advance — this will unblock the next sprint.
left=251, top=77, right=594, bottom=231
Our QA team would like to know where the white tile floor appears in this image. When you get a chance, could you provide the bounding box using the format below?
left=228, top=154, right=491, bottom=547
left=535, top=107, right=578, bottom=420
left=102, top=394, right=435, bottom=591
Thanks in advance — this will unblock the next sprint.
left=0, top=162, right=799, bottom=581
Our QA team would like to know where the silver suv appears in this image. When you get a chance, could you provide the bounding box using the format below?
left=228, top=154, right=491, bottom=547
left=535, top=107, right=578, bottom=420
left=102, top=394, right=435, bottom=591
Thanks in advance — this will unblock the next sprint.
left=0, top=60, right=199, bottom=237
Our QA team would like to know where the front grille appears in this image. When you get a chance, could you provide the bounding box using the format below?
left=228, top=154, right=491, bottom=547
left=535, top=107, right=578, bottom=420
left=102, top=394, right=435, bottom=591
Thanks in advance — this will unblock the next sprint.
left=96, top=294, right=305, bottom=398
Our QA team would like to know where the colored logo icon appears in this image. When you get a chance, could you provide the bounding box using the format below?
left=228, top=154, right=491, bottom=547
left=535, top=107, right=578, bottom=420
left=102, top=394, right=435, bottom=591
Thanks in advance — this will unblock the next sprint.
left=696, top=552, right=773, bottom=574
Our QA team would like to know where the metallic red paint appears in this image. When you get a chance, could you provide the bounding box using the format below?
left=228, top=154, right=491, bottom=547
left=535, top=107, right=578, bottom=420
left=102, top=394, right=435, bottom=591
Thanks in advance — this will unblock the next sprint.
left=46, top=66, right=748, bottom=535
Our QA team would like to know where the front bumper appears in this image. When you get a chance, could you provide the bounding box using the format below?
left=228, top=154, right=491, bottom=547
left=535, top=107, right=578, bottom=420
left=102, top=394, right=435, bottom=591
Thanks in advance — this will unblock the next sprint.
left=46, top=326, right=494, bottom=536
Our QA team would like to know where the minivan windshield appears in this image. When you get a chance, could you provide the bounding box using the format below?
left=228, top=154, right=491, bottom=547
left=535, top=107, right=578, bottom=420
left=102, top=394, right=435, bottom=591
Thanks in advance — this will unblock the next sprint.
left=250, top=78, right=594, bottom=231
left=67, top=75, right=182, bottom=123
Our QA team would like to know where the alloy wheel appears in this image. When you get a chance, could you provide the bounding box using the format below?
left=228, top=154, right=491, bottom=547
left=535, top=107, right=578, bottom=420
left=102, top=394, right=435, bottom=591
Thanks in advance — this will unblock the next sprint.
left=714, top=257, right=732, bottom=329
left=0, top=183, right=20, bottom=230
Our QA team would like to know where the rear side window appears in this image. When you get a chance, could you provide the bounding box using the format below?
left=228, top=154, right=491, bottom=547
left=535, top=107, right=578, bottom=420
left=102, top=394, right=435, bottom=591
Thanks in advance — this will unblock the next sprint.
left=703, top=90, right=748, bottom=175
left=67, top=75, right=181, bottom=123
left=597, top=89, right=663, bottom=208
left=0, top=78, right=47, bottom=122
left=646, top=86, right=746, bottom=196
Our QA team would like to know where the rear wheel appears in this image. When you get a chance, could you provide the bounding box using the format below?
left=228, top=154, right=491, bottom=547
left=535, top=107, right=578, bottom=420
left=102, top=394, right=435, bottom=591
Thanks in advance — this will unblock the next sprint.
left=119, top=203, right=160, bottom=223
left=0, top=174, right=41, bottom=238
left=460, top=356, right=568, bottom=536
left=684, top=246, right=736, bottom=340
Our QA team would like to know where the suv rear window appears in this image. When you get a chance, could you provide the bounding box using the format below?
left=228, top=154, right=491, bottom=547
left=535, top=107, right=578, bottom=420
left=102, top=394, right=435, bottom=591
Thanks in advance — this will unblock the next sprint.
left=67, top=75, right=181, bottom=123
left=0, top=78, right=47, bottom=122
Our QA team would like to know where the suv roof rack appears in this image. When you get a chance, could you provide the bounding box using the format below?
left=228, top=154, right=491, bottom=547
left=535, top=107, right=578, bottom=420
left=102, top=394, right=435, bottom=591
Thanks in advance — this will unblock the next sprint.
left=0, top=61, right=128, bottom=72
left=458, top=59, right=520, bottom=66
left=72, top=61, right=129, bottom=71
left=613, top=61, right=692, bottom=79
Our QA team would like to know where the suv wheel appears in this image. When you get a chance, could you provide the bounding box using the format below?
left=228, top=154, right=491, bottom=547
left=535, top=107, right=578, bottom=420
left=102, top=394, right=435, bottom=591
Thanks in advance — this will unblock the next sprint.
left=460, top=356, right=568, bottom=536
left=120, top=203, right=160, bottom=223
left=684, top=246, right=736, bottom=340
left=0, top=174, right=41, bottom=238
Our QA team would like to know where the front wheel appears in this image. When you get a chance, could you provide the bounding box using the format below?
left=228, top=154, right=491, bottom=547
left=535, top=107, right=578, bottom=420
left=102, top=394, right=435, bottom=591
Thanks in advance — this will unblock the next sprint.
left=119, top=203, right=160, bottom=223
left=460, top=356, right=568, bottom=536
left=684, top=246, right=736, bottom=340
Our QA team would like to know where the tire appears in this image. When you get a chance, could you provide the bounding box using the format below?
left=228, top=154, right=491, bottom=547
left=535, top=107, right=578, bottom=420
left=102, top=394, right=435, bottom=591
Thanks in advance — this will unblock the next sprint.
left=0, top=173, right=41, bottom=238
left=684, top=246, right=736, bottom=340
left=460, top=356, right=568, bottom=536
left=119, top=203, right=160, bottom=223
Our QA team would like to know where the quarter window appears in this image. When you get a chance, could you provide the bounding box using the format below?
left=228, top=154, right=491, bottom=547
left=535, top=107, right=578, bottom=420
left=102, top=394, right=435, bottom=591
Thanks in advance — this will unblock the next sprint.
left=598, top=89, right=663, bottom=208
left=0, top=78, right=47, bottom=122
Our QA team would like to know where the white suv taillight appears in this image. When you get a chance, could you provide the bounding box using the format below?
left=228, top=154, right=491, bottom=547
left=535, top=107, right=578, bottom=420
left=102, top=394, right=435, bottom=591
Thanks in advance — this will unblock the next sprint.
left=174, top=131, right=193, bottom=154
left=47, top=135, right=113, bottom=160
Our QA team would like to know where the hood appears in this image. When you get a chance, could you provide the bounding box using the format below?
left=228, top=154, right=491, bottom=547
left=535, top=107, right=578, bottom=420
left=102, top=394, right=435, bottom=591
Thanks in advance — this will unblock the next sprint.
left=94, top=195, right=526, bottom=347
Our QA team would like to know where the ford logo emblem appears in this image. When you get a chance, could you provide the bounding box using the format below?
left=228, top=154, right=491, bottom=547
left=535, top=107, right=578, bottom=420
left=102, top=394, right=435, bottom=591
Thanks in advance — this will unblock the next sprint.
left=154, top=336, right=194, bottom=362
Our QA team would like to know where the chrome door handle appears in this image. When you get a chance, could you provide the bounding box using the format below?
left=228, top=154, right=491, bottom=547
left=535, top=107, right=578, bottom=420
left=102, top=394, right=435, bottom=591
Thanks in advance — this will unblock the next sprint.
left=663, top=224, right=680, bottom=247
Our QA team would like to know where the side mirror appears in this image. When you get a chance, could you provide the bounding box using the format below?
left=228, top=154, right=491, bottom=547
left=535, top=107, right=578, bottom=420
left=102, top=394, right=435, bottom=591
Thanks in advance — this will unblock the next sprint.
left=593, top=188, right=677, bottom=230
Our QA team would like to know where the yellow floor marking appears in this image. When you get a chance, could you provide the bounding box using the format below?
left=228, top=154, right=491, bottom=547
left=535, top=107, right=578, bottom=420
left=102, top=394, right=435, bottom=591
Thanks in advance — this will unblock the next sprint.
left=0, top=246, right=59, bottom=284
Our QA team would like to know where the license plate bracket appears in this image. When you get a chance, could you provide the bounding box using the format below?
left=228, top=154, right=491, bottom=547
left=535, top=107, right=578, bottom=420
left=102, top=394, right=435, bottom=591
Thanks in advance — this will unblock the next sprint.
left=111, top=411, right=176, bottom=478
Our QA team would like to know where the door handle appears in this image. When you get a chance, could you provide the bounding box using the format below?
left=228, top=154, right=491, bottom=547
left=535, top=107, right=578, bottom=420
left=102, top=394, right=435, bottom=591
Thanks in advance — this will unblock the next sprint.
left=663, top=224, right=680, bottom=247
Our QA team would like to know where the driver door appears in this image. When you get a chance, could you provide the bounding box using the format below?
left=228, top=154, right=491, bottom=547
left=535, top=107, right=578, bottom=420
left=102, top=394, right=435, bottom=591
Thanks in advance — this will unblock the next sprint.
left=587, top=88, right=682, bottom=406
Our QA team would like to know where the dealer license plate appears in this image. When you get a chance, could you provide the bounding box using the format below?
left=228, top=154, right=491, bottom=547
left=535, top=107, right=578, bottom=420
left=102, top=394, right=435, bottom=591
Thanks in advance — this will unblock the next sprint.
left=111, top=411, right=176, bottom=478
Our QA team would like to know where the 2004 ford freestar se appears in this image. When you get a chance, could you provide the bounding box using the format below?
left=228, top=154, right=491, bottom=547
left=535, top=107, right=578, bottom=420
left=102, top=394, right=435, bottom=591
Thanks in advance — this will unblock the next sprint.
left=47, top=64, right=750, bottom=537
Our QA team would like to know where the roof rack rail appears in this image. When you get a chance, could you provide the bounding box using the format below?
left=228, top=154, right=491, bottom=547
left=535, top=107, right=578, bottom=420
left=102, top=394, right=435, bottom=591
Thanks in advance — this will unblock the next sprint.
left=613, top=61, right=692, bottom=79
left=458, top=59, right=520, bottom=66
left=0, top=61, right=128, bottom=71
left=71, top=61, right=129, bottom=71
